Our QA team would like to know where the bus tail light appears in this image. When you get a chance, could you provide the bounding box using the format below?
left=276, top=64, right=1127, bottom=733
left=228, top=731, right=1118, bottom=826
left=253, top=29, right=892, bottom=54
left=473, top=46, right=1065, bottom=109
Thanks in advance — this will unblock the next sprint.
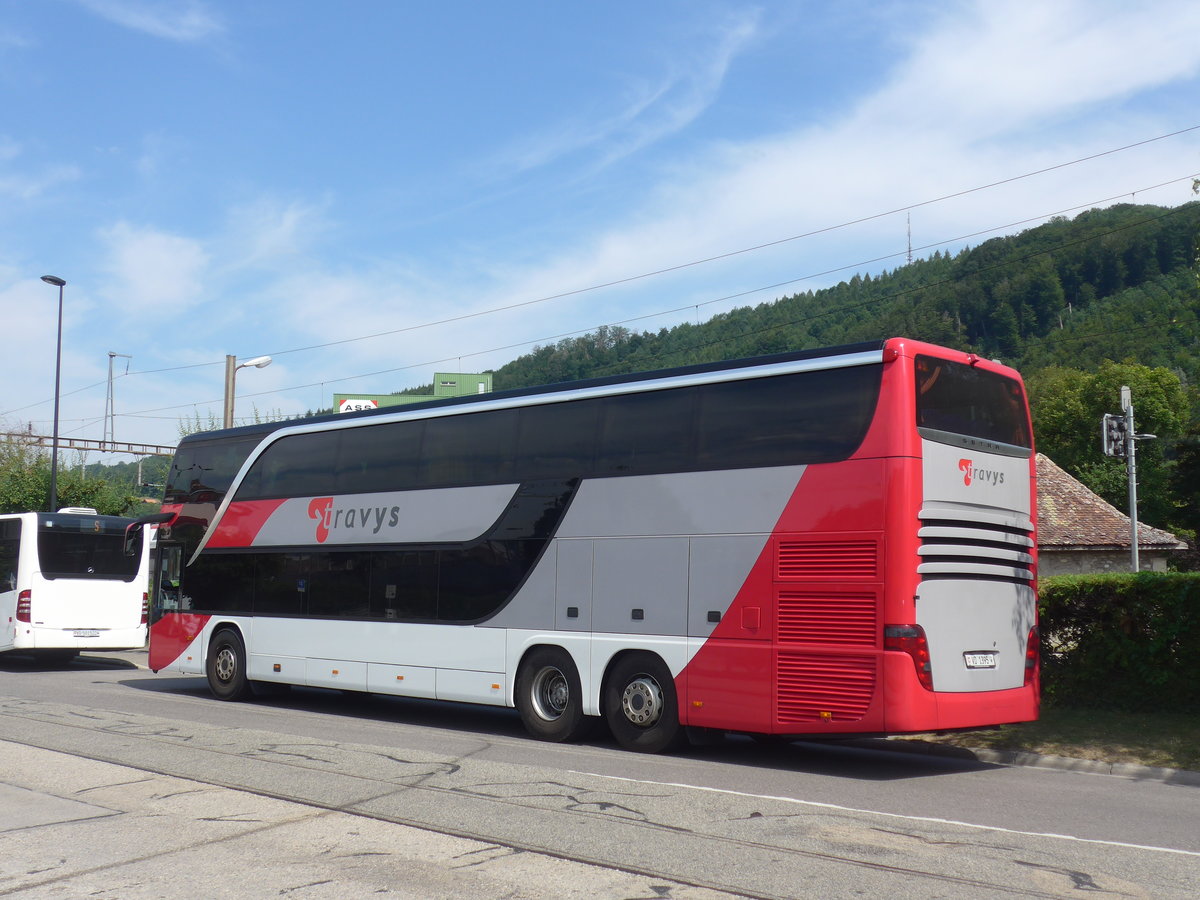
left=16, top=590, right=32, bottom=623
left=141, top=592, right=149, bottom=625
left=1024, top=626, right=1040, bottom=687
left=884, top=624, right=933, bottom=691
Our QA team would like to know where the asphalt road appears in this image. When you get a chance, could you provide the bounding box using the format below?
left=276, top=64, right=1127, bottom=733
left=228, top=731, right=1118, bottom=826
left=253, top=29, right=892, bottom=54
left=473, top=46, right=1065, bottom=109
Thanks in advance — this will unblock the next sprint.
left=1, top=650, right=1196, bottom=898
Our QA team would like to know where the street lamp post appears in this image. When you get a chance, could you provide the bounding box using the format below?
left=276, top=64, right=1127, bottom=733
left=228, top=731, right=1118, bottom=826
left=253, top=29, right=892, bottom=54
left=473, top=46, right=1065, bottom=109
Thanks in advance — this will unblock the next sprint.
left=222, top=354, right=272, bottom=428
left=40, top=275, right=66, bottom=512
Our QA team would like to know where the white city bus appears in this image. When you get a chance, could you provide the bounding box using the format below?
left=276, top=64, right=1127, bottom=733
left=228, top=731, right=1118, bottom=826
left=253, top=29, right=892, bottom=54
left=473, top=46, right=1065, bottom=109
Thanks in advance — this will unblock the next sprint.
left=0, top=508, right=150, bottom=661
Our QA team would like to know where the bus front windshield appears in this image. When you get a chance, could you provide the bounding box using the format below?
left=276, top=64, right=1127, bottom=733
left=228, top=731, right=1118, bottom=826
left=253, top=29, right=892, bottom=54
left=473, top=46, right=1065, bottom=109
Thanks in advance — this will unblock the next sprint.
left=915, top=355, right=1031, bottom=449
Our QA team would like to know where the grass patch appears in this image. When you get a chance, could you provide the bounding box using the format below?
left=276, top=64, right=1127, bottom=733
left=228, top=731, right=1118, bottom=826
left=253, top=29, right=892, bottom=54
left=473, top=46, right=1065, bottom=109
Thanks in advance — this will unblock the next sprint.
left=899, top=707, right=1200, bottom=771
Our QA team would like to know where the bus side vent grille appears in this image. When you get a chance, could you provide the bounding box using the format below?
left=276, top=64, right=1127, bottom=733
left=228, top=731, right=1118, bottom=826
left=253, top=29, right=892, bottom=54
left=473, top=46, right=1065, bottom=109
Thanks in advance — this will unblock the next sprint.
left=777, top=592, right=876, bottom=646
left=777, top=541, right=877, bottom=581
left=777, top=654, right=876, bottom=723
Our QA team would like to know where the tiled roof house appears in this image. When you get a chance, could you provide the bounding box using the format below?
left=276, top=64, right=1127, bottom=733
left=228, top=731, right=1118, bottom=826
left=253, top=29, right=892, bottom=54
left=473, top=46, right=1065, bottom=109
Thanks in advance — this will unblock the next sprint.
left=1036, top=453, right=1186, bottom=575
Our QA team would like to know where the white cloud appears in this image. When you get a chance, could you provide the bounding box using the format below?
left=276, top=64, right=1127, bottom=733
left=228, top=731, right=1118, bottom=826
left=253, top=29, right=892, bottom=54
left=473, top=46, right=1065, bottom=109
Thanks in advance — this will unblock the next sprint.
left=493, top=9, right=761, bottom=176
left=498, top=0, right=1200, bottom=297
left=0, top=138, right=81, bottom=199
left=97, top=222, right=210, bottom=314
left=133, top=131, right=187, bottom=180
left=0, top=165, right=82, bottom=200
left=221, top=197, right=331, bottom=270
left=75, top=0, right=224, bottom=43
left=0, top=28, right=32, bottom=50
left=860, top=1, right=1200, bottom=137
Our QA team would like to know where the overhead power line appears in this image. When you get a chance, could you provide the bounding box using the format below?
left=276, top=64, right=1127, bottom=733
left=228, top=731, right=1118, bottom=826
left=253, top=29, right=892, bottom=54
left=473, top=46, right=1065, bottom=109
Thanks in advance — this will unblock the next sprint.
left=252, top=124, right=1200, bottom=360
left=114, top=178, right=1200, bottom=419
left=4, top=124, right=1198, bottom=422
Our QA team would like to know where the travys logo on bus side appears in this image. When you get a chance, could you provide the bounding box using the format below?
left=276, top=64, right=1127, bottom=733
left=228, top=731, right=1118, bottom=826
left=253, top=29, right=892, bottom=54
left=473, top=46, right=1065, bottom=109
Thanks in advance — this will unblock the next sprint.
left=309, top=497, right=333, bottom=542
left=958, top=458, right=1005, bottom=487
left=308, top=496, right=407, bottom=543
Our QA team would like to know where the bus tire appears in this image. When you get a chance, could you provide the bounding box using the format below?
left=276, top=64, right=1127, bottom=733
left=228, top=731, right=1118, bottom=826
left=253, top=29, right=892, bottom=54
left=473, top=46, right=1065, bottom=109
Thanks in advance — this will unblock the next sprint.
left=515, top=646, right=587, bottom=742
left=207, top=628, right=251, bottom=701
left=603, top=652, right=685, bottom=754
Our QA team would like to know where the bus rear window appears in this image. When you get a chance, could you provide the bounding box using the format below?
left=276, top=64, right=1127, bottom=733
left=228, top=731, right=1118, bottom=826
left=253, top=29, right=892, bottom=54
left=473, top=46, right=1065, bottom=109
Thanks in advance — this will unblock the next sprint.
left=36, top=516, right=140, bottom=581
left=915, top=355, right=1031, bottom=449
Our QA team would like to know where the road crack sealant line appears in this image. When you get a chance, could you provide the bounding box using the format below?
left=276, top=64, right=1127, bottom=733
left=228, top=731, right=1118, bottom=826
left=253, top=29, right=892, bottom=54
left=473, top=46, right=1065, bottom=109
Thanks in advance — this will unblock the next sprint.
left=573, top=771, right=1200, bottom=860
left=0, top=800, right=330, bottom=899
left=0, top=730, right=771, bottom=900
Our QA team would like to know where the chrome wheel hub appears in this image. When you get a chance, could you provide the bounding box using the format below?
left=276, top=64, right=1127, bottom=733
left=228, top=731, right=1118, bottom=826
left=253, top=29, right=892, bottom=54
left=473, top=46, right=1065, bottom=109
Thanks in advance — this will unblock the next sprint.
left=214, top=647, right=237, bottom=683
left=531, top=666, right=569, bottom=721
left=620, top=676, right=663, bottom=726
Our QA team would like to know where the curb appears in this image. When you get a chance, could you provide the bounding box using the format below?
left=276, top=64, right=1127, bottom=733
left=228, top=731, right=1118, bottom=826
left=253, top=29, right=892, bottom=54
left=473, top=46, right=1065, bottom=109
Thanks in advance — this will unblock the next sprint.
left=852, top=737, right=1200, bottom=787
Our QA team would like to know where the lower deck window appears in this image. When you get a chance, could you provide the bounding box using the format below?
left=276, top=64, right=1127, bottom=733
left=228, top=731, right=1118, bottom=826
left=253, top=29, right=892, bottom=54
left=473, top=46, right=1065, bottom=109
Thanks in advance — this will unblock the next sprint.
left=183, top=540, right=542, bottom=623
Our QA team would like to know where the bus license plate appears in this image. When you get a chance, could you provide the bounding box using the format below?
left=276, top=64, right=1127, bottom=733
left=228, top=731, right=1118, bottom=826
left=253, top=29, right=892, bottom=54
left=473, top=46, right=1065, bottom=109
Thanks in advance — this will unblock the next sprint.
left=72, top=629, right=100, bottom=638
left=964, top=652, right=997, bottom=669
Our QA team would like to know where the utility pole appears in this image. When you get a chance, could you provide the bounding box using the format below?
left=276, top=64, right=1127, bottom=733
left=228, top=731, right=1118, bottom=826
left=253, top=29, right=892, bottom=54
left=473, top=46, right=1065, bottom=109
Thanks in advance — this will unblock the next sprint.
left=223, top=354, right=272, bottom=429
left=104, top=351, right=132, bottom=449
left=1102, top=386, right=1156, bottom=571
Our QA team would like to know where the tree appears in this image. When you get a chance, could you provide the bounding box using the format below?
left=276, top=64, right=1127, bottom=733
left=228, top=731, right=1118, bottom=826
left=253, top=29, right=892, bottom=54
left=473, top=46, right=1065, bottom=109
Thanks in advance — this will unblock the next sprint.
left=1028, top=362, right=1191, bottom=528
left=1170, top=423, right=1200, bottom=544
left=1026, top=366, right=1093, bottom=467
left=0, top=436, right=140, bottom=515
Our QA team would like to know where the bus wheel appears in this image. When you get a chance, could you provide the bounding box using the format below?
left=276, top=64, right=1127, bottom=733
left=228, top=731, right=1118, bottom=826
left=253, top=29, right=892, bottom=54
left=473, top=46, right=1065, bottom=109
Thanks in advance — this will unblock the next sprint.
left=603, top=653, right=685, bottom=754
left=515, top=646, right=587, bottom=742
left=206, top=629, right=251, bottom=701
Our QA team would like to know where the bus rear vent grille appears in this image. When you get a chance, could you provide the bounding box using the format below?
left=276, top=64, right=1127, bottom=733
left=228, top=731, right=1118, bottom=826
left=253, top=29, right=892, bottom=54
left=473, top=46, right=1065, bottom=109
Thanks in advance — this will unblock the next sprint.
left=777, top=541, right=877, bottom=581
left=918, top=510, right=1035, bottom=584
left=777, top=591, right=876, bottom=646
left=777, top=654, right=875, bottom=723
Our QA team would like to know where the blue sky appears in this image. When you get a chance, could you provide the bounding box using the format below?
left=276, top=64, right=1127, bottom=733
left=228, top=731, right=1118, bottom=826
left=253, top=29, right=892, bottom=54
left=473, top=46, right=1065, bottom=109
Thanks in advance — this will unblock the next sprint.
left=2, top=0, right=1200, bottom=459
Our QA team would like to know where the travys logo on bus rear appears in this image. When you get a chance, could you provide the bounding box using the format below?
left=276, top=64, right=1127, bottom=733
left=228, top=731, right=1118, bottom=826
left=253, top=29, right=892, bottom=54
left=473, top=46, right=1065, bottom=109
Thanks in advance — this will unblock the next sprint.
left=958, top=458, right=1005, bottom=487
left=921, top=439, right=1030, bottom=517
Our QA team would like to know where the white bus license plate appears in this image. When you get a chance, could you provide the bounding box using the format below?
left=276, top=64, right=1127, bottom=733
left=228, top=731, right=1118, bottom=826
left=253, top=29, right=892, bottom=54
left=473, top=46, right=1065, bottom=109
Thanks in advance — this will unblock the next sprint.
left=964, top=652, right=997, bottom=669
left=72, top=629, right=100, bottom=638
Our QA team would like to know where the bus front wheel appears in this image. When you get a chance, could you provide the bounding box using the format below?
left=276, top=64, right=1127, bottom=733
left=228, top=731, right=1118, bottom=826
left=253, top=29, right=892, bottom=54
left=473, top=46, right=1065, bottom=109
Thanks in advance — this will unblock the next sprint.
left=603, top=653, right=685, bottom=754
left=206, top=628, right=251, bottom=701
left=515, top=646, right=588, bottom=742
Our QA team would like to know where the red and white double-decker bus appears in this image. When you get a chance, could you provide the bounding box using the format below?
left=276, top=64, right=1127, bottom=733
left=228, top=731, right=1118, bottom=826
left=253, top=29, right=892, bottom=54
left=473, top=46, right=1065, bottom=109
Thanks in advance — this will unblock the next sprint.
left=148, top=337, right=1039, bottom=752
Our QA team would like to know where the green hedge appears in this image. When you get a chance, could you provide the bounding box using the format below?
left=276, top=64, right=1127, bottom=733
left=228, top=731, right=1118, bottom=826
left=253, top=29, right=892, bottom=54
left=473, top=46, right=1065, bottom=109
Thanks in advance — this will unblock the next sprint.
left=1038, top=572, right=1200, bottom=712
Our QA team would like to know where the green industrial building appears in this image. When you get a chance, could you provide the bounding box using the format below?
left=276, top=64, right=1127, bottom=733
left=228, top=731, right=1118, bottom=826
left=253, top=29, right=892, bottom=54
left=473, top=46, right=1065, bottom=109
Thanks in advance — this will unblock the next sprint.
left=332, top=372, right=492, bottom=414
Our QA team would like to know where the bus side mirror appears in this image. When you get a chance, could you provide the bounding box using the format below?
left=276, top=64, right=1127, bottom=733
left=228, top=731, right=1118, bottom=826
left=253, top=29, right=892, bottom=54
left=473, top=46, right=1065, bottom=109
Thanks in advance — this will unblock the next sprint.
left=124, top=512, right=175, bottom=556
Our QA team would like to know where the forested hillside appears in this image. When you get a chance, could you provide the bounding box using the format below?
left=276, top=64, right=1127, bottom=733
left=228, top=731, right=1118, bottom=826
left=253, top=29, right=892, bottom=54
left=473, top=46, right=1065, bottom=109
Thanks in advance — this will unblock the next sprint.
left=490, top=202, right=1200, bottom=389
left=485, top=202, right=1200, bottom=542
